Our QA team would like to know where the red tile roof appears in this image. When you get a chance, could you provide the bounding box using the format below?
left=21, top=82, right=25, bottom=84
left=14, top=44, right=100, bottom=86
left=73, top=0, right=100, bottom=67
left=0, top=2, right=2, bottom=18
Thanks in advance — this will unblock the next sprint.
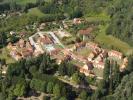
left=79, top=27, right=93, bottom=35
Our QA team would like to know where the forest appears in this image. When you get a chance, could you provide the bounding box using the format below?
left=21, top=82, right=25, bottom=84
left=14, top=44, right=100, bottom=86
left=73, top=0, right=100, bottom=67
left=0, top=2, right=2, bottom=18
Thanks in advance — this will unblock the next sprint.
left=106, top=0, right=133, bottom=46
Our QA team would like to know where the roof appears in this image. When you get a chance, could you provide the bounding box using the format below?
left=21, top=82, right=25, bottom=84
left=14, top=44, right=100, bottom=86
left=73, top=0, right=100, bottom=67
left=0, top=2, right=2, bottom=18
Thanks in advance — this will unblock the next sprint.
left=75, top=42, right=86, bottom=48
left=50, top=49, right=61, bottom=55
left=19, top=39, right=25, bottom=45
left=38, top=35, right=53, bottom=44
left=79, top=27, right=93, bottom=35
left=109, top=50, right=123, bottom=56
left=21, top=49, right=33, bottom=57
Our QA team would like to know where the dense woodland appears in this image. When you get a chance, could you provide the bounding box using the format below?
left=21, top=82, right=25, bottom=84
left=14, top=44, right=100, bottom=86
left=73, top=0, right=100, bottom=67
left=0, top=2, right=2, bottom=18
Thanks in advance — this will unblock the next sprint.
left=107, top=0, right=133, bottom=46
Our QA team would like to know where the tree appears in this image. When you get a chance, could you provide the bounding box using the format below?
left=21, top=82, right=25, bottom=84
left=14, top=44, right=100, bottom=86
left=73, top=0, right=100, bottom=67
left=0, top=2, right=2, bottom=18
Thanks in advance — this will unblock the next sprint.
left=47, top=82, right=54, bottom=93
left=67, top=63, right=76, bottom=76
left=113, top=72, right=133, bottom=99
left=13, top=79, right=26, bottom=97
left=53, top=84, right=61, bottom=97
left=112, top=62, right=121, bottom=89
left=59, top=97, right=67, bottom=100
left=103, top=59, right=110, bottom=82
left=58, top=62, right=67, bottom=76
left=126, top=55, right=133, bottom=72
left=79, top=90, right=88, bottom=100
left=72, top=72, right=80, bottom=84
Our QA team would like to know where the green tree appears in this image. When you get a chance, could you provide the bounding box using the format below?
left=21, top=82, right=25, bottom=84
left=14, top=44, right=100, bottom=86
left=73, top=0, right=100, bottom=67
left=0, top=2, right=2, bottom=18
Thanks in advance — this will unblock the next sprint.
left=103, top=59, right=110, bottom=82
left=79, top=90, right=88, bottom=100
left=53, top=84, right=61, bottom=97
left=126, top=55, right=133, bottom=72
left=47, top=82, right=54, bottom=93
left=13, top=80, right=26, bottom=97
left=59, top=97, right=67, bottom=100
left=72, top=72, right=80, bottom=84
left=58, top=62, right=67, bottom=76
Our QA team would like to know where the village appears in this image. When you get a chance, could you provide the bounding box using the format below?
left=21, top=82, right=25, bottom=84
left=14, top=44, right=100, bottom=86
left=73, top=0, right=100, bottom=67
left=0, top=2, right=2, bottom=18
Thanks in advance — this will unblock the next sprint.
left=4, top=18, right=128, bottom=79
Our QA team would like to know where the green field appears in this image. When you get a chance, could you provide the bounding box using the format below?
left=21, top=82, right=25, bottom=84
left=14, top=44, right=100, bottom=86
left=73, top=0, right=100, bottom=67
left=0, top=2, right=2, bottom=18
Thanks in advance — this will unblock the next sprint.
left=0, top=48, right=15, bottom=64
left=95, top=25, right=133, bottom=55
left=16, top=0, right=36, bottom=5
left=3, top=0, right=37, bottom=5
left=27, top=8, right=45, bottom=18
left=93, top=68, right=103, bottom=78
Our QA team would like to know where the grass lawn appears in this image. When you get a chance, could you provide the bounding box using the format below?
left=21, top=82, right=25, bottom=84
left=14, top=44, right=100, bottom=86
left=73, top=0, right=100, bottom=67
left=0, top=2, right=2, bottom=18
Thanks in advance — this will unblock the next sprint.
left=74, top=47, right=91, bottom=57
left=27, top=8, right=45, bottom=18
left=4, top=0, right=37, bottom=5
left=15, top=0, right=37, bottom=5
left=95, top=25, right=133, bottom=55
left=85, top=12, right=110, bottom=22
left=0, top=48, right=15, bottom=64
left=93, top=68, right=103, bottom=78
left=70, top=59, right=84, bottom=66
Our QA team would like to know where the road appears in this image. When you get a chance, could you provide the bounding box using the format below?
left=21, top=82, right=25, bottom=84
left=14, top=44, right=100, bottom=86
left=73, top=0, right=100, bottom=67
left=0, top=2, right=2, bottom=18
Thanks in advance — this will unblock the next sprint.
left=58, top=76, right=97, bottom=90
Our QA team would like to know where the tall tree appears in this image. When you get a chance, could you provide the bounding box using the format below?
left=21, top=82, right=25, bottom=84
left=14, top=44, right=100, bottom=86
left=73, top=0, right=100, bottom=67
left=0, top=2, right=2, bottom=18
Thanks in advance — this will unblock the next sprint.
left=103, top=59, right=110, bottom=82
left=53, top=84, right=61, bottom=97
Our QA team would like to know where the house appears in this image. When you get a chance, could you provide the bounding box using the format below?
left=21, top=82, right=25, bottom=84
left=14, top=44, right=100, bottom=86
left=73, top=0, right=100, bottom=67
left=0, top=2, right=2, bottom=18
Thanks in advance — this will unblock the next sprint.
left=75, top=42, right=86, bottom=51
left=26, top=41, right=33, bottom=50
left=37, top=35, right=53, bottom=45
left=55, top=30, right=71, bottom=39
left=108, top=50, right=123, bottom=59
left=19, top=32, right=27, bottom=37
left=86, top=42, right=99, bottom=50
left=93, top=62, right=104, bottom=69
left=79, top=62, right=94, bottom=76
left=7, top=42, right=13, bottom=49
left=10, top=31, right=16, bottom=35
left=39, top=23, right=46, bottom=30
left=94, top=55, right=104, bottom=63
left=73, top=18, right=82, bottom=24
left=21, top=49, right=33, bottom=58
left=120, top=57, right=128, bottom=72
left=88, top=52, right=96, bottom=61
left=19, top=39, right=25, bottom=48
left=79, top=27, right=93, bottom=41
left=50, top=49, right=61, bottom=56
left=100, top=50, right=108, bottom=58
left=10, top=50, right=22, bottom=61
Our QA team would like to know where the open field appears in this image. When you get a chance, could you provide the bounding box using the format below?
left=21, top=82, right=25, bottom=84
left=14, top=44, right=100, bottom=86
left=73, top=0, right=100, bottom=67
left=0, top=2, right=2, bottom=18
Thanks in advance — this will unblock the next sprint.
left=0, top=48, right=15, bottom=64
left=85, top=12, right=110, bottom=22
left=95, top=25, right=133, bottom=55
left=4, top=0, right=37, bottom=5
left=15, top=0, right=37, bottom=5
left=27, top=8, right=45, bottom=18
left=93, top=68, right=103, bottom=78
left=74, top=47, right=91, bottom=57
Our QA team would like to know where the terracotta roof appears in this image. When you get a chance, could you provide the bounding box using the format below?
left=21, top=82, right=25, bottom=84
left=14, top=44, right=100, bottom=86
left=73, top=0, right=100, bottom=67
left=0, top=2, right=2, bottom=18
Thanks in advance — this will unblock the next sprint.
left=21, top=49, right=33, bottom=57
left=38, top=35, right=53, bottom=44
left=109, top=50, right=123, bottom=56
left=75, top=42, right=86, bottom=48
left=79, top=27, right=93, bottom=35
left=50, top=49, right=61, bottom=55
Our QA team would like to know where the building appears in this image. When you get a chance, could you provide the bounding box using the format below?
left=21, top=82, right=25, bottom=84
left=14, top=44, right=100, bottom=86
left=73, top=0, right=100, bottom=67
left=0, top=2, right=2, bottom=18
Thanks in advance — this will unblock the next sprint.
left=73, top=18, right=82, bottom=24
left=19, top=39, right=25, bottom=48
left=21, top=49, right=33, bottom=58
left=79, top=27, right=93, bottom=41
left=10, top=31, right=16, bottom=35
left=93, top=62, right=104, bottom=69
left=37, top=35, right=53, bottom=45
left=75, top=42, right=86, bottom=51
left=88, top=52, right=96, bottom=61
left=86, top=42, right=99, bottom=50
left=108, top=50, right=123, bottom=59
